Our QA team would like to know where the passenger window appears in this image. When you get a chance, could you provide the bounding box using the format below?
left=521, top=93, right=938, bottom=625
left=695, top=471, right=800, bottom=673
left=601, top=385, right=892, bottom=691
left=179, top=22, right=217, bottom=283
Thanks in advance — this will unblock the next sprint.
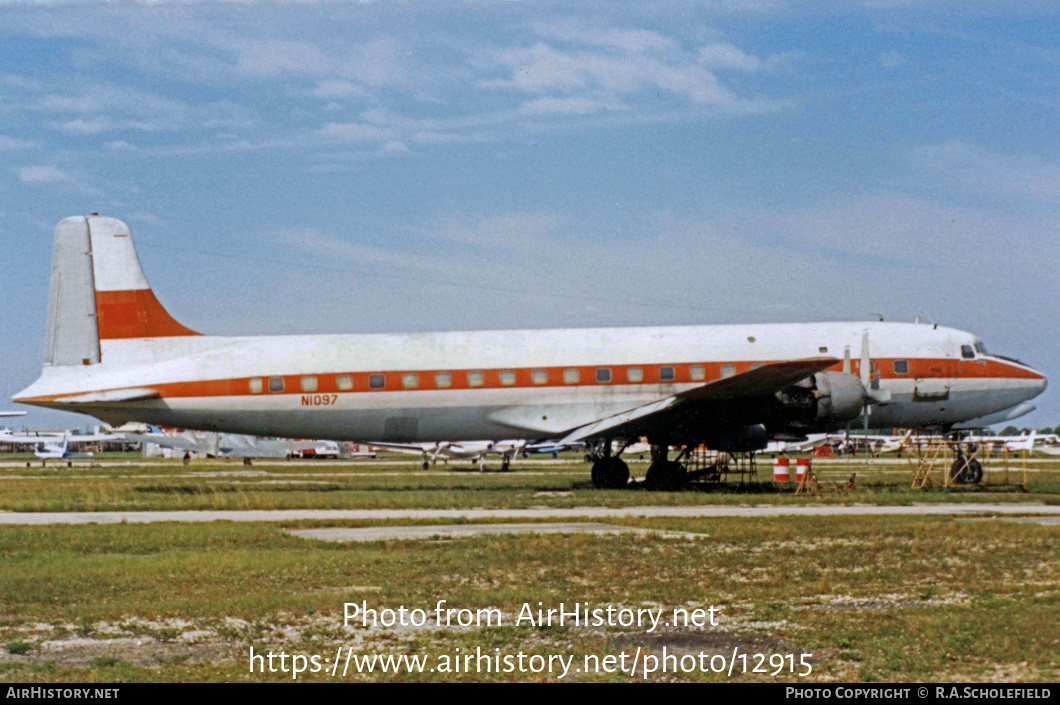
left=301, top=376, right=318, bottom=392
left=659, top=366, right=675, bottom=382
left=627, top=367, right=643, bottom=383
left=402, top=373, right=419, bottom=389
left=468, top=371, right=484, bottom=387
left=720, top=365, right=736, bottom=378
left=500, top=370, right=516, bottom=386
left=564, top=368, right=580, bottom=384
left=337, top=375, right=353, bottom=391
left=435, top=372, right=452, bottom=388
left=689, top=365, right=705, bottom=381
left=268, top=377, right=284, bottom=393
left=369, top=374, right=385, bottom=390
left=961, top=345, right=974, bottom=359
left=596, top=368, right=611, bottom=383
left=532, top=370, right=548, bottom=385
left=249, top=378, right=263, bottom=394
left=894, top=360, right=909, bottom=374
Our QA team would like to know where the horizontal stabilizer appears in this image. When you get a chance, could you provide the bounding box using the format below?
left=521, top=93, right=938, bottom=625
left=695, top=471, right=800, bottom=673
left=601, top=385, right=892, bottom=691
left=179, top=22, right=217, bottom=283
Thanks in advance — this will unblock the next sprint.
left=59, top=388, right=161, bottom=404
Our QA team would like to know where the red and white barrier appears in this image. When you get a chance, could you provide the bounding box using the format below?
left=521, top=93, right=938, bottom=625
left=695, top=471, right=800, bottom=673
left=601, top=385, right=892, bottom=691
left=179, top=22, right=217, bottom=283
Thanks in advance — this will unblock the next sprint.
left=773, top=456, right=790, bottom=483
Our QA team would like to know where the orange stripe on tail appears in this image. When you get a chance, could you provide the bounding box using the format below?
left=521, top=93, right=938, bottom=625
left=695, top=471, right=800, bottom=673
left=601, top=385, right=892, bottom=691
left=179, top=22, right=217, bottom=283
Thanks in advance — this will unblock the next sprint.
left=96, top=289, right=200, bottom=339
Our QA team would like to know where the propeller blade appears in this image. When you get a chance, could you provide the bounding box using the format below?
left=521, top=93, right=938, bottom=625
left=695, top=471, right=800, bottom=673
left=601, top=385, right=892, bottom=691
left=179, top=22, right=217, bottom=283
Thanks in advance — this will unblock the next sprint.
left=860, top=330, right=871, bottom=389
left=859, top=330, right=892, bottom=403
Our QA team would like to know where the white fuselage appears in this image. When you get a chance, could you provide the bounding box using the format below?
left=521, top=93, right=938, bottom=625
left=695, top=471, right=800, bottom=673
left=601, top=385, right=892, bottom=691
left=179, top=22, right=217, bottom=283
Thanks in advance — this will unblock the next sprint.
left=15, top=320, right=1047, bottom=443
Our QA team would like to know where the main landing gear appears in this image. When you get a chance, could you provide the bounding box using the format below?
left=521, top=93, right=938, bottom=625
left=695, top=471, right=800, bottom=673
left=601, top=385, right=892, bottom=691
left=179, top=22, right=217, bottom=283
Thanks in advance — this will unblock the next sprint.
left=589, top=438, right=630, bottom=489
left=644, top=444, right=688, bottom=491
left=588, top=439, right=690, bottom=490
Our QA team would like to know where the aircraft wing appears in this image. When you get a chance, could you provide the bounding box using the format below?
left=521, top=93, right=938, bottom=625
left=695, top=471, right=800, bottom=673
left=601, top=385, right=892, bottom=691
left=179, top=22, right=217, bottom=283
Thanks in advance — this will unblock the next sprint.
left=214, top=437, right=292, bottom=459
left=555, top=357, right=839, bottom=446
left=0, top=432, right=66, bottom=444
left=130, top=433, right=207, bottom=454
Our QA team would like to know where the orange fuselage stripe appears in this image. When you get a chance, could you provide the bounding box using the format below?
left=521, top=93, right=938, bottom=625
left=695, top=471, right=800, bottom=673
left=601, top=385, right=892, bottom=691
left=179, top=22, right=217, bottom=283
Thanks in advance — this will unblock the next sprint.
left=26, top=357, right=1042, bottom=404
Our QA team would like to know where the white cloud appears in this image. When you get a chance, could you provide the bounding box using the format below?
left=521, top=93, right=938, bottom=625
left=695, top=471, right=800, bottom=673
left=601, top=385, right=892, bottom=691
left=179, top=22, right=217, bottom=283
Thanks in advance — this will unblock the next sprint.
left=699, top=43, right=763, bottom=71
left=484, top=26, right=788, bottom=115
left=518, top=96, right=614, bottom=116
left=535, top=24, right=678, bottom=55
left=312, top=79, right=364, bottom=99
left=232, top=35, right=406, bottom=89
left=17, top=166, right=68, bottom=183
left=910, top=141, right=1060, bottom=205
left=234, top=38, right=331, bottom=77
left=879, top=50, right=905, bottom=68
left=489, top=41, right=739, bottom=106
left=51, top=117, right=158, bottom=135
left=421, top=214, right=569, bottom=254
left=0, top=135, right=35, bottom=150
left=319, top=121, right=407, bottom=151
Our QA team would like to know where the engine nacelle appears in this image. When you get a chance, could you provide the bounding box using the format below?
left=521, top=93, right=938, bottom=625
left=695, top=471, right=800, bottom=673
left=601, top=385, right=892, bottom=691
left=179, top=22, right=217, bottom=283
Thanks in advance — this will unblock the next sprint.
left=707, top=424, right=769, bottom=453
left=812, top=371, right=866, bottom=421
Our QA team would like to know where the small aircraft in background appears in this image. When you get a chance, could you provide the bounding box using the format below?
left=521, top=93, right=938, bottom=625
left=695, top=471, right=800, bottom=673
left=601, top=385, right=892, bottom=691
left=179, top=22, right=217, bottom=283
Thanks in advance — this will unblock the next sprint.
left=0, top=428, right=125, bottom=459
left=519, top=440, right=584, bottom=459
left=1035, top=435, right=1060, bottom=456
left=958, top=430, right=1041, bottom=454
left=131, top=426, right=341, bottom=461
left=33, top=433, right=96, bottom=460
left=762, top=433, right=831, bottom=454
left=372, top=440, right=527, bottom=471
left=831, top=430, right=913, bottom=456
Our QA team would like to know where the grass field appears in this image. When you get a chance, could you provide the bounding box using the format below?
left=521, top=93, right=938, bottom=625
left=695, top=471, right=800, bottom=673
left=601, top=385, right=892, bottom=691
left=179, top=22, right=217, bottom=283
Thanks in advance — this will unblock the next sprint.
left=0, top=453, right=1057, bottom=682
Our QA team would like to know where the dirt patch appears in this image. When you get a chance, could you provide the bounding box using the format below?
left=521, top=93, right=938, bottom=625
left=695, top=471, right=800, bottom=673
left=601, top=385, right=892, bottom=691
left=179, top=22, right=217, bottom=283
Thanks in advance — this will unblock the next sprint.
left=612, top=628, right=796, bottom=657
left=2, top=636, right=234, bottom=669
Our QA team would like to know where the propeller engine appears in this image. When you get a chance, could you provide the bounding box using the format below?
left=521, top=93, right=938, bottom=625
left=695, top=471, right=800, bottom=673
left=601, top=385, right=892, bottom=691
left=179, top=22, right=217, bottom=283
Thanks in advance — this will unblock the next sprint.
left=775, top=330, right=890, bottom=429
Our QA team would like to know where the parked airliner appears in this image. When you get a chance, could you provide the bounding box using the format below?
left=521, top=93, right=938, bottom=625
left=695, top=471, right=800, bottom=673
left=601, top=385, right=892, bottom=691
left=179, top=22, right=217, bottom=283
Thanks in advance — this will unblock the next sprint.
left=12, top=216, right=1047, bottom=488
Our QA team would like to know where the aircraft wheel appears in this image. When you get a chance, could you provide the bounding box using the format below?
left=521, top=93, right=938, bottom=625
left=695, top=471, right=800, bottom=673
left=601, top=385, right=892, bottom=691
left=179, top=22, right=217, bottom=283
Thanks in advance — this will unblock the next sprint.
left=591, top=457, right=629, bottom=489
left=645, top=460, right=688, bottom=491
left=950, top=457, right=983, bottom=484
left=422, top=460, right=430, bottom=470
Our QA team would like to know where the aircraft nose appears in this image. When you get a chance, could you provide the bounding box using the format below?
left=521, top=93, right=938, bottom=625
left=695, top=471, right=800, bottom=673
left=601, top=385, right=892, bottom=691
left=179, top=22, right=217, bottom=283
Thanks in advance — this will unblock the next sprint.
left=1023, top=365, right=1048, bottom=400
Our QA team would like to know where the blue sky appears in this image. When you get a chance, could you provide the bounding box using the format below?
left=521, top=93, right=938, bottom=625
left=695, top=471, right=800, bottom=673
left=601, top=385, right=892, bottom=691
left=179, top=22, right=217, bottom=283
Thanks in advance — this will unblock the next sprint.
left=1, top=1, right=1057, bottom=432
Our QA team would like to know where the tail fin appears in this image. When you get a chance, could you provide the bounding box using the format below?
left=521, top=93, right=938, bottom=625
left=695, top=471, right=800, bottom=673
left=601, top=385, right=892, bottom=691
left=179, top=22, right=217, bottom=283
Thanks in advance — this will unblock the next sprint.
left=45, top=215, right=199, bottom=367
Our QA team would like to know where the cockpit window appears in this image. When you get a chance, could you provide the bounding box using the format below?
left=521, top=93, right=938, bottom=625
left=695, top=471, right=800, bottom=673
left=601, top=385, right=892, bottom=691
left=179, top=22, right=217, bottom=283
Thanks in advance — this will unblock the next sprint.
left=961, top=345, right=975, bottom=359
left=974, top=342, right=987, bottom=354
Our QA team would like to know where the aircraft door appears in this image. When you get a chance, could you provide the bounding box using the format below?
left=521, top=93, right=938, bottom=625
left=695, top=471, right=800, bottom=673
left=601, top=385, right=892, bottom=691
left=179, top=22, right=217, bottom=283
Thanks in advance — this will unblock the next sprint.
left=913, top=343, right=951, bottom=402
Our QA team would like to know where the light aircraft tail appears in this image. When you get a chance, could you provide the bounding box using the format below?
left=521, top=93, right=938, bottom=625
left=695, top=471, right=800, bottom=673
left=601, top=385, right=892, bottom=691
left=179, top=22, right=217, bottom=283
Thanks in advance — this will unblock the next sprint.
left=44, top=215, right=199, bottom=367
